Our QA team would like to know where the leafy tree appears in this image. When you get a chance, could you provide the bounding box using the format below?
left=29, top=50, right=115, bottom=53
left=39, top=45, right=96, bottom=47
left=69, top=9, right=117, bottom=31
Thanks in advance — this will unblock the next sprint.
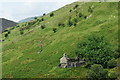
left=3, top=30, right=8, bottom=32
left=20, top=31, right=24, bottom=35
left=34, top=17, right=37, bottom=19
left=58, top=23, right=65, bottom=27
left=5, top=33, right=8, bottom=38
left=87, top=64, right=108, bottom=79
left=41, top=18, right=44, bottom=21
left=79, top=13, right=83, bottom=18
left=107, top=58, right=117, bottom=68
left=73, top=4, right=79, bottom=9
left=74, top=23, right=77, bottom=27
left=53, top=28, right=57, bottom=33
left=40, top=25, right=45, bottom=29
left=50, top=13, right=54, bottom=17
left=74, top=18, right=78, bottom=23
left=69, top=9, right=72, bottom=12
left=67, top=20, right=73, bottom=27
left=108, top=72, right=118, bottom=79
left=75, top=34, right=115, bottom=68
left=88, top=7, right=93, bottom=13
left=8, top=31, right=11, bottom=34
left=43, top=13, right=46, bottom=16
left=84, top=16, right=87, bottom=19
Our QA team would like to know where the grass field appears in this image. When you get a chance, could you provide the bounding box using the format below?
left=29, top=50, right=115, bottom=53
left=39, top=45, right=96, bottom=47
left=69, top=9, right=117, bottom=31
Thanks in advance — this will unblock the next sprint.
left=2, top=2, right=119, bottom=78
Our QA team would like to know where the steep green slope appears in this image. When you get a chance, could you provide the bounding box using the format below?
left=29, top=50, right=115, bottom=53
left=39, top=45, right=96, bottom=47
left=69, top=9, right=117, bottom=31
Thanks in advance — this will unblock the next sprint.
left=2, top=2, right=118, bottom=78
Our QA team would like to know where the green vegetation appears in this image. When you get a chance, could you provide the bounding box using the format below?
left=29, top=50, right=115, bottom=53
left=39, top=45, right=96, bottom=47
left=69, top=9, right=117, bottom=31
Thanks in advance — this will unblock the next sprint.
left=50, top=13, right=54, bottom=17
left=87, top=64, right=108, bottom=79
left=2, top=2, right=119, bottom=78
left=75, top=33, right=115, bottom=68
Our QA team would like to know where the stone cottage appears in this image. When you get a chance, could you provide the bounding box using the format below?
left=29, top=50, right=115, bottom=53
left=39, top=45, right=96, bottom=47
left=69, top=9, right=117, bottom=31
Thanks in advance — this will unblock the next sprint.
left=58, top=53, right=85, bottom=68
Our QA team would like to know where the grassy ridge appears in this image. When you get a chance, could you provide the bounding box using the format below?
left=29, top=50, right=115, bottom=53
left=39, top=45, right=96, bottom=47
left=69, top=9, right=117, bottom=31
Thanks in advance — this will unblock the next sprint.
left=2, top=2, right=118, bottom=78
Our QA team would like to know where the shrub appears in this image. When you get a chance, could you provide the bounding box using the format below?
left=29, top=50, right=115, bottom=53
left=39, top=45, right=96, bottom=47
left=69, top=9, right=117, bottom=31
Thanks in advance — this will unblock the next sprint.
left=88, top=7, right=93, bottom=13
left=43, top=13, right=46, bottom=16
left=50, top=13, right=54, bottom=17
left=3, top=30, right=8, bottom=32
left=8, top=31, right=11, bottom=34
left=87, top=64, right=108, bottom=79
left=5, top=33, right=8, bottom=38
left=73, top=4, right=79, bottom=9
left=107, top=58, right=117, bottom=68
left=16, top=25, right=20, bottom=28
left=41, top=18, right=44, bottom=21
left=75, top=34, right=115, bottom=68
left=74, top=23, right=77, bottom=26
left=58, top=23, right=65, bottom=27
left=109, top=72, right=117, bottom=79
left=20, top=31, right=24, bottom=35
left=34, top=17, right=37, bottom=19
left=74, top=18, right=78, bottom=23
left=53, top=28, right=57, bottom=33
left=84, top=16, right=87, bottom=19
left=79, top=13, right=83, bottom=18
left=40, top=25, right=45, bottom=29
left=67, top=20, right=73, bottom=27
left=69, top=9, right=72, bottom=12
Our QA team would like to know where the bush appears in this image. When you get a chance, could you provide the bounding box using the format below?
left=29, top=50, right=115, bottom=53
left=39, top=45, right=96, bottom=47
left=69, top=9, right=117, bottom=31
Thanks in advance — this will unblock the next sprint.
left=88, top=7, right=93, bottom=13
left=53, top=28, right=57, bottom=33
left=8, top=31, right=11, bottom=34
left=50, top=13, right=54, bottom=17
left=73, top=4, right=79, bottom=9
left=84, top=16, right=87, bottom=19
left=3, top=30, right=8, bottom=32
left=107, top=58, right=117, bottom=68
left=16, top=25, right=20, bottom=28
left=40, top=25, right=45, bottom=29
left=109, top=72, right=117, bottom=79
left=5, top=33, right=8, bottom=38
left=79, top=13, right=83, bottom=18
left=87, top=64, right=108, bottom=79
left=34, top=17, right=37, bottom=19
left=75, top=34, right=115, bottom=68
left=74, top=18, right=78, bottom=23
left=41, top=18, right=44, bottom=21
left=74, top=23, right=77, bottom=26
left=20, top=31, right=24, bottom=35
left=67, top=20, right=73, bottom=27
left=58, top=23, right=65, bottom=27
left=69, top=9, right=72, bottom=12
left=43, top=13, right=46, bottom=16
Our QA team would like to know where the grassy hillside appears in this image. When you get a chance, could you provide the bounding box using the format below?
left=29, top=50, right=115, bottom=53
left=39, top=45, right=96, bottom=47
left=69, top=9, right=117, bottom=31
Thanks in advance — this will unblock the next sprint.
left=2, top=2, right=119, bottom=78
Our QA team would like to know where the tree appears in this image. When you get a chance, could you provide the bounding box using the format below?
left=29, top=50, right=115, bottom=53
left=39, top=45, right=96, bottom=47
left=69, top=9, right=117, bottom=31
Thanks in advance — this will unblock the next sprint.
left=87, top=64, right=108, bottom=79
left=107, top=58, right=117, bottom=68
left=34, top=17, right=37, bottom=19
left=20, top=31, right=24, bottom=35
left=8, top=31, right=11, bottom=34
left=41, top=18, right=44, bottom=21
left=73, top=4, right=79, bottom=9
left=53, top=28, right=57, bottom=33
left=43, top=13, right=46, bottom=16
left=74, top=18, right=78, bottom=23
left=69, top=9, right=72, bottom=12
left=75, top=34, right=115, bottom=68
left=5, top=33, right=8, bottom=38
left=88, top=7, right=93, bottom=13
left=109, top=72, right=117, bottom=79
left=40, top=25, right=45, bottom=29
left=50, top=13, right=54, bottom=17
left=79, top=13, right=83, bottom=18
left=67, top=20, right=73, bottom=27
